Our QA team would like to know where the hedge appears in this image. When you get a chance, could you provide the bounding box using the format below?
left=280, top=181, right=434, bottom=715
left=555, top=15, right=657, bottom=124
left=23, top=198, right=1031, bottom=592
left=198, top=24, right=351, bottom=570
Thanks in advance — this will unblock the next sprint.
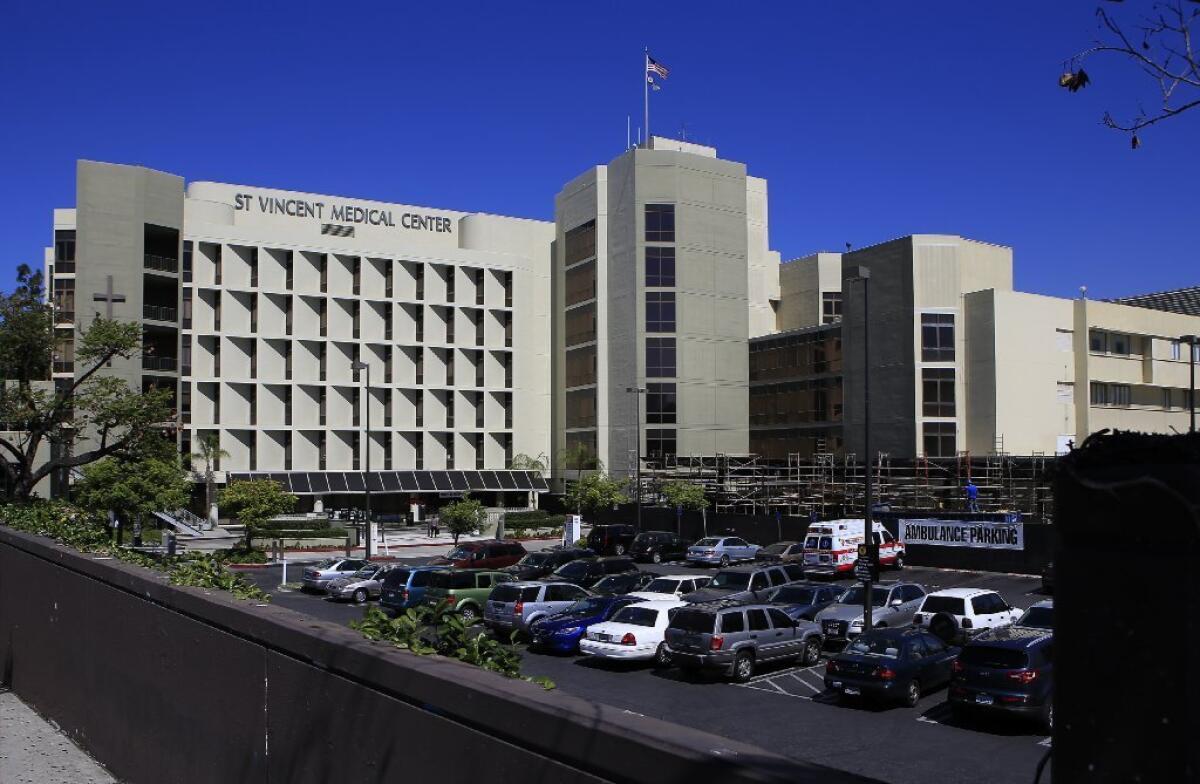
left=251, top=518, right=338, bottom=532
left=251, top=526, right=347, bottom=539
left=504, top=511, right=565, bottom=526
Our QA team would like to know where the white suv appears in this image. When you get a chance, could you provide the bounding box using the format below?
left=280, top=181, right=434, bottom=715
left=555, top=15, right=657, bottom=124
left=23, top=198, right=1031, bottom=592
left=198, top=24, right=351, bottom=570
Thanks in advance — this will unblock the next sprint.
left=913, top=588, right=1022, bottom=643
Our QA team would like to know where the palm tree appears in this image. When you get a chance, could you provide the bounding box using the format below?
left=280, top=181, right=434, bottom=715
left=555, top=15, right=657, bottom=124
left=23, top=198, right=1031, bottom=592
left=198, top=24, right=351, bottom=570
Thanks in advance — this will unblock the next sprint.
left=191, top=433, right=230, bottom=528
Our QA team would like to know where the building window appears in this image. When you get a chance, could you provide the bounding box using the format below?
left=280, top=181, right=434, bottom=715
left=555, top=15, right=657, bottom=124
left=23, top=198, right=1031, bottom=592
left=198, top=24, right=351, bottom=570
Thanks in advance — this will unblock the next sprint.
left=1089, top=329, right=1106, bottom=353
left=565, top=345, right=596, bottom=387
left=921, top=313, right=954, bottom=362
left=646, top=337, right=677, bottom=378
left=922, top=422, right=956, bottom=458
left=182, top=240, right=192, bottom=282
left=921, top=368, right=955, bottom=417
left=646, top=428, right=676, bottom=460
left=565, top=388, right=597, bottom=429
left=54, top=230, right=76, bottom=264
left=821, top=292, right=842, bottom=324
left=565, top=260, right=596, bottom=306
left=1111, top=383, right=1131, bottom=406
left=646, top=292, right=676, bottom=333
left=565, top=302, right=597, bottom=346
left=644, top=204, right=675, bottom=243
left=646, top=382, right=676, bottom=424
left=1090, top=381, right=1107, bottom=405
left=1170, top=340, right=1181, bottom=361
left=645, top=247, right=675, bottom=287
left=1164, top=388, right=1174, bottom=410
left=564, top=220, right=597, bottom=266
left=1110, top=333, right=1130, bottom=356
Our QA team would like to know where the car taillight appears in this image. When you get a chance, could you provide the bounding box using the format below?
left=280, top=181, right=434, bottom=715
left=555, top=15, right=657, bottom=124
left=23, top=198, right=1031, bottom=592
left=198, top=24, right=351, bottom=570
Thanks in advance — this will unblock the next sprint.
left=826, top=660, right=839, bottom=673
left=913, top=613, right=924, bottom=625
left=873, top=667, right=897, bottom=680
left=621, top=633, right=637, bottom=646
left=402, top=590, right=409, bottom=602
left=710, top=634, right=724, bottom=651
left=952, top=659, right=965, bottom=674
left=961, top=618, right=973, bottom=629
left=514, top=601, right=524, bottom=615
left=1007, top=669, right=1039, bottom=684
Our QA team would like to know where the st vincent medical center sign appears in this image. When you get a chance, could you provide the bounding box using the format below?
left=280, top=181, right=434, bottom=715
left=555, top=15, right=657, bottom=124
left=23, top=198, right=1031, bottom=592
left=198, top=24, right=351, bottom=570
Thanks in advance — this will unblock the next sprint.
left=899, top=518, right=1024, bottom=551
left=234, top=193, right=454, bottom=233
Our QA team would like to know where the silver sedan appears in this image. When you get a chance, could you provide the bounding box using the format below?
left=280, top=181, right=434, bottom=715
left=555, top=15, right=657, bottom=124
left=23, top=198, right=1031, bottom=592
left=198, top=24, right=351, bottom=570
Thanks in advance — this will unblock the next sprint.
left=814, top=582, right=927, bottom=643
left=326, top=564, right=395, bottom=603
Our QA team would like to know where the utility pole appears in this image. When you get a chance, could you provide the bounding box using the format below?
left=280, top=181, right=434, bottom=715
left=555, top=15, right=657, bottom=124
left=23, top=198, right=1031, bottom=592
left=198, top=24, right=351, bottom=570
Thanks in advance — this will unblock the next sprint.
left=1183, top=335, right=1197, bottom=434
left=352, top=360, right=373, bottom=559
left=846, top=266, right=872, bottom=630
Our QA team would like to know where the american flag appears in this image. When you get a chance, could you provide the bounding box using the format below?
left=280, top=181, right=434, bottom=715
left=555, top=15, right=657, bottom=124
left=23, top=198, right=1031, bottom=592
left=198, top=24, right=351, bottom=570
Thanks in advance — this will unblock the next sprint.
left=646, top=56, right=669, bottom=79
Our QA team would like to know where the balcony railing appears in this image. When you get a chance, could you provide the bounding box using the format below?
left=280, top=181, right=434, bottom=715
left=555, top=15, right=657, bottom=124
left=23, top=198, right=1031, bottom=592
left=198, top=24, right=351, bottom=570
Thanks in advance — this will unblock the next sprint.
left=143, top=304, right=177, bottom=321
left=144, top=254, right=179, bottom=273
left=142, top=355, right=178, bottom=371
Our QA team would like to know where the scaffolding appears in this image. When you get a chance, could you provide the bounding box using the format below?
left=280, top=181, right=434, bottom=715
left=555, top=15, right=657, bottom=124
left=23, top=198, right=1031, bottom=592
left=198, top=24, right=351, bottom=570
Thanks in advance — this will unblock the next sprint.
left=642, top=452, right=1057, bottom=522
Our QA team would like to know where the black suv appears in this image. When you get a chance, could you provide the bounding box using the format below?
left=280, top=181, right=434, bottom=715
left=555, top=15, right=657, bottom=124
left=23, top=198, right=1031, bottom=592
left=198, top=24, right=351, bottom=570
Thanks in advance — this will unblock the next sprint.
left=629, top=530, right=690, bottom=564
left=949, top=626, right=1054, bottom=731
left=549, top=556, right=638, bottom=588
left=586, top=524, right=638, bottom=556
left=502, top=547, right=594, bottom=581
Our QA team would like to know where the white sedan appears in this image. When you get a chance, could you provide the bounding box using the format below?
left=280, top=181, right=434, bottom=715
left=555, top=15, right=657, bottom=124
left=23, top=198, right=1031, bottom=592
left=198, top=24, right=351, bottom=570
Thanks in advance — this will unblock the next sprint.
left=625, top=575, right=712, bottom=602
left=579, top=599, right=685, bottom=666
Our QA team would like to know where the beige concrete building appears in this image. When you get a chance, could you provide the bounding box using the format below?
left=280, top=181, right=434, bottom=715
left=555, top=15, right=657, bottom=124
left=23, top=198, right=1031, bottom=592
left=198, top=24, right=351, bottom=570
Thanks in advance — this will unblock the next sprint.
left=753, top=236, right=1200, bottom=459
left=46, top=160, right=553, bottom=509
left=553, top=137, right=779, bottom=477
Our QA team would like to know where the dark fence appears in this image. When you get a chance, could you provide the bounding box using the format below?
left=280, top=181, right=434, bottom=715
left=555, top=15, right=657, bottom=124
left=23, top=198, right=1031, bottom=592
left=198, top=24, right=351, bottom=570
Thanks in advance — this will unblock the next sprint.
left=0, top=527, right=874, bottom=784
left=593, top=505, right=1053, bottom=576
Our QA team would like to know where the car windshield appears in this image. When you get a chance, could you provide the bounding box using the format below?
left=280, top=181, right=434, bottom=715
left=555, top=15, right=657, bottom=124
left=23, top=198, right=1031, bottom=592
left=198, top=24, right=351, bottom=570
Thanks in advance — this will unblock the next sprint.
left=555, top=561, right=590, bottom=577
left=593, top=574, right=632, bottom=591
left=560, top=597, right=610, bottom=618
left=762, top=543, right=788, bottom=555
left=1018, top=606, right=1054, bottom=629
left=845, top=636, right=903, bottom=658
left=694, top=538, right=720, bottom=547
left=632, top=533, right=656, bottom=545
left=611, top=607, right=659, bottom=627
left=804, top=536, right=818, bottom=548
left=960, top=646, right=1029, bottom=669
left=669, top=609, right=715, bottom=633
left=839, top=586, right=889, bottom=607
left=921, top=596, right=966, bottom=614
left=445, top=547, right=474, bottom=560
left=773, top=586, right=817, bottom=604
left=490, top=585, right=525, bottom=603
left=518, top=553, right=551, bottom=566
left=314, top=559, right=339, bottom=569
left=708, top=572, right=751, bottom=590
left=643, top=578, right=681, bottom=594
left=351, top=567, right=378, bottom=579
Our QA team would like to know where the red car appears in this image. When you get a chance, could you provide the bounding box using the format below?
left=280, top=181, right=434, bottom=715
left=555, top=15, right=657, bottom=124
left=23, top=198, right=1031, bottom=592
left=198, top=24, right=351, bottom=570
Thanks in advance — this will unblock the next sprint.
left=431, top=540, right=527, bottom=569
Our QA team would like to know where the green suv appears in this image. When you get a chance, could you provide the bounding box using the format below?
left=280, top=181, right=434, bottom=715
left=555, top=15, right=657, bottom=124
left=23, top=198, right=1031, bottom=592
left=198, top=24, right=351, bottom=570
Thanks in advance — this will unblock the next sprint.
left=424, top=570, right=514, bottom=624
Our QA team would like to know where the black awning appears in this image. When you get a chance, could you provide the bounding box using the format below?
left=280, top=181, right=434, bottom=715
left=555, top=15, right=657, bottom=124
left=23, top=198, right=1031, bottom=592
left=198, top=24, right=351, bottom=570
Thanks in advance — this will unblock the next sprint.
left=414, top=472, right=436, bottom=491
left=431, top=472, right=453, bottom=491
left=397, top=471, right=418, bottom=491
left=480, top=471, right=501, bottom=490
left=307, top=472, right=330, bottom=494
left=447, top=471, right=468, bottom=491
left=345, top=473, right=366, bottom=492
left=290, top=473, right=312, bottom=494
left=381, top=472, right=401, bottom=491
left=511, top=471, right=533, bottom=490
left=365, top=472, right=385, bottom=492
left=326, top=473, right=348, bottom=493
left=528, top=472, right=549, bottom=492
left=219, top=470, right=548, bottom=494
left=463, top=471, right=486, bottom=491
left=497, top=471, right=518, bottom=490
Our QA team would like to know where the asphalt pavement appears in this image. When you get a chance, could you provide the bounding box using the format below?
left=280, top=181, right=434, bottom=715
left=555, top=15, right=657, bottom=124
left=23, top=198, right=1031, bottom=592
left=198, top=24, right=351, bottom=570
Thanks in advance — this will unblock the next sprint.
left=238, top=558, right=1052, bottom=784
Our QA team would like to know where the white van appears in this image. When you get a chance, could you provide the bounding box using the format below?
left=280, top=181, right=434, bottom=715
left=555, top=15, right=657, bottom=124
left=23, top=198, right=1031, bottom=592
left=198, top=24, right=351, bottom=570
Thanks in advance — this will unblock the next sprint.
left=802, top=519, right=904, bottom=576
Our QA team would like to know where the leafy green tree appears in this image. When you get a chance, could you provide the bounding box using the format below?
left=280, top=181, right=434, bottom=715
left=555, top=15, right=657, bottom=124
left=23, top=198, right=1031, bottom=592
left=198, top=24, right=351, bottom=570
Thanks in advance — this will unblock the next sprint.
left=220, top=479, right=296, bottom=548
left=560, top=441, right=601, bottom=485
left=440, top=494, right=486, bottom=545
left=0, top=267, right=174, bottom=501
left=191, top=433, right=229, bottom=525
left=564, top=472, right=628, bottom=521
left=74, top=452, right=191, bottom=544
left=507, top=452, right=548, bottom=474
left=660, top=480, right=708, bottom=513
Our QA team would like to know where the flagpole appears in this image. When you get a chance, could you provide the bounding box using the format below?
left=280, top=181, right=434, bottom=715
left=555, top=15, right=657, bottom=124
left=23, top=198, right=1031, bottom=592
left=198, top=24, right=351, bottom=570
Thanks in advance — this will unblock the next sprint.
left=643, top=47, right=650, bottom=148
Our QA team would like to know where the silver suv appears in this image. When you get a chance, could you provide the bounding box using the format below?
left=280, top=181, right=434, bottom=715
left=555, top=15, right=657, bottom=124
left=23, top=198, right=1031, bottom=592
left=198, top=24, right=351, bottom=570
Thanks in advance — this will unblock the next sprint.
left=664, top=601, right=824, bottom=682
left=483, top=581, right=591, bottom=636
left=682, top=562, right=806, bottom=604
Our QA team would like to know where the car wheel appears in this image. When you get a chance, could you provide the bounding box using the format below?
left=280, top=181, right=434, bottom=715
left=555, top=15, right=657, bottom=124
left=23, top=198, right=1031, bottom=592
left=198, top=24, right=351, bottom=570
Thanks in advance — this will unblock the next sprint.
left=803, top=637, right=822, bottom=665
left=653, top=643, right=672, bottom=668
left=929, top=613, right=958, bottom=643
left=719, top=555, right=730, bottom=568
left=732, top=651, right=755, bottom=683
left=613, top=543, right=626, bottom=556
left=904, top=679, right=921, bottom=708
left=460, top=605, right=478, bottom=625
left=353, top=589, right=368, bottom=604
left=651, top=550, right=662, bottom=564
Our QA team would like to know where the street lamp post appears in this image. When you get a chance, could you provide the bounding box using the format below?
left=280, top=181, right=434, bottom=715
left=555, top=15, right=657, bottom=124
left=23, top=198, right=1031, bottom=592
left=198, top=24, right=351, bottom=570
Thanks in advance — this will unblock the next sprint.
left=845, top=266, right=872, bottom=630
left=1182, top=335, right=1197, bottom=434
left=352, top=360, right=373, bottom=559
left=627, top=386, right=646, bottom=532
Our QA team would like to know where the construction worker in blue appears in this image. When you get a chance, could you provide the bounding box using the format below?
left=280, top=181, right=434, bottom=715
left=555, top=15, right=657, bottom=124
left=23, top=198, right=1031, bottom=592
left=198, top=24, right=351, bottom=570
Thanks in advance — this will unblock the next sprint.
left=965, top=480, right=980, bottom=512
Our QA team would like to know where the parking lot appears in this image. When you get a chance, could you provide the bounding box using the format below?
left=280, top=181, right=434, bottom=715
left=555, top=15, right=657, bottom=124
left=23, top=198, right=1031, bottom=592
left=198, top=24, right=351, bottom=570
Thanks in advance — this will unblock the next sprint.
left=240, top=557, right=1051, bottom=784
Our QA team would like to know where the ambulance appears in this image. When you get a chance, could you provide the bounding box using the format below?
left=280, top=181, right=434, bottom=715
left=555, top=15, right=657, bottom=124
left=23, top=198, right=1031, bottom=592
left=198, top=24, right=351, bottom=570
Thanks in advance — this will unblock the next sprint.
left=802, top=519, right=905, bottom=577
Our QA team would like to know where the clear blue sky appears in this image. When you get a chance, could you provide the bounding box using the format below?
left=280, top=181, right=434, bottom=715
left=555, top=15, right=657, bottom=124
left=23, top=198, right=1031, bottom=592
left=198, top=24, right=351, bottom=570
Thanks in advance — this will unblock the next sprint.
left=1, top=1, right=1195, bottom=300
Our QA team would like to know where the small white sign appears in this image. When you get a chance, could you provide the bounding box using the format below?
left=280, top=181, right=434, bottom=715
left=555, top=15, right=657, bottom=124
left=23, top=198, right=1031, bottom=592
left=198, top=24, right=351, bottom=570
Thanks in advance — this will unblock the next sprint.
left=899, top=519, right=1024, bottom=550
left=563, top=514, right=582, bottom=547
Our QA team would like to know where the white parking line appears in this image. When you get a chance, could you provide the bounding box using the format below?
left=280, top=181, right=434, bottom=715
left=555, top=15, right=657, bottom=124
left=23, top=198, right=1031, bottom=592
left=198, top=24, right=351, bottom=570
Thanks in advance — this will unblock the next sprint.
left=1039, top=737, right=1052, bottom=747
left=735, top=682, right=812, bottom=700
left=745, top=666, right=801, bottom=684
left=787, top=673, right=820, bottom=692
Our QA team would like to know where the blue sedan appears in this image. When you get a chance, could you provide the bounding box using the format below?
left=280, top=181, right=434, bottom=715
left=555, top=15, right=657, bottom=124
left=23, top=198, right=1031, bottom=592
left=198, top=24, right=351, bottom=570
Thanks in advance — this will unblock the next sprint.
left=527, top=595, right=642, bottom=653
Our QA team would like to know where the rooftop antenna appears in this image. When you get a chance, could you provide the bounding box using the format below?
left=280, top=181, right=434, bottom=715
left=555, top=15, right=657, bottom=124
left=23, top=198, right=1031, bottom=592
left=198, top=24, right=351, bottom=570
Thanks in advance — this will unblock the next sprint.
left=845, top=242, right=853, bottom=252
left=679, top=121, right=688, bottom=141
left=627, top=116, right=631, bottom=150
left=1080, top=285, right=1088, bottom=300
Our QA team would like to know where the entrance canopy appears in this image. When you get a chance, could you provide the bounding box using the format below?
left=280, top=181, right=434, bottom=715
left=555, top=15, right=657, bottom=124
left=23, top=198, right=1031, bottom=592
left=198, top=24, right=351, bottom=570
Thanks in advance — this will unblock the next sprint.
left=224, top=470, right=548, bottom=495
